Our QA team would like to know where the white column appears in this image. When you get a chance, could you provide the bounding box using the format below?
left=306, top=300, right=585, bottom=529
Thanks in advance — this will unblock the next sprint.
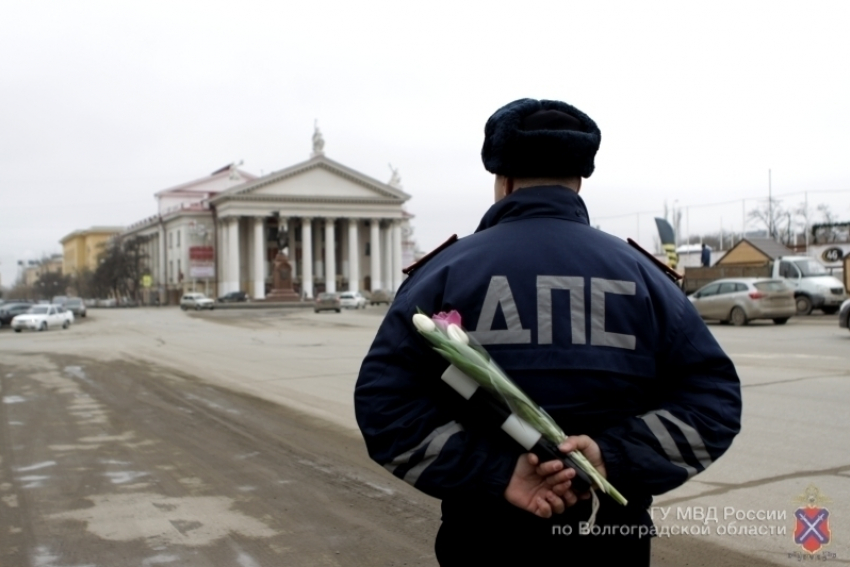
left=253, top=217, right=265, bottom=300
left=392, top=220, right=403, bottom=292
left=324, top=218, right=337, bottom=293
left=370, top=219, right=382, bottom=291
left=287, top=218, right=297, bottom=281
left=217, top=220, right=226, bottom=295
left=348, top=219, right=359, bottom=291
left=382, top=222, right=392, bottom=293
left=301, top=217, right=313, bottom=299
left=158, top=227, right=166, bottom=288
left=228, top=217, right=240, bottom=294
left=313, top=219, right=323, bottom=281
left=340, top=219, right=349, bottom=282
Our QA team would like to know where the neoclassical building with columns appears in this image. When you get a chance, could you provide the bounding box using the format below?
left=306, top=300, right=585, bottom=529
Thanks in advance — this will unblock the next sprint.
left=212, top=152, right=412, bottom=300
left=122, top=135, right=418, bottom=302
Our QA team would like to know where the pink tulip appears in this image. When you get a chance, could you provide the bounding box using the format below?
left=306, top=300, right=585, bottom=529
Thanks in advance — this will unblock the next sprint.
left=432, top=310, right=462, bottom=331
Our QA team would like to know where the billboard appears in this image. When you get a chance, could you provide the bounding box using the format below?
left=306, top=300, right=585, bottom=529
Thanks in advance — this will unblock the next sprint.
left=189, top=246, right=215, bottom=279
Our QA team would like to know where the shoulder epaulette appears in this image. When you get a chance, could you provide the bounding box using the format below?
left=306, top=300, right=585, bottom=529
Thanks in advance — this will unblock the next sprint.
left=402, top=234, right=458, bottom=275
left=627, top=238, right=683, bottom=282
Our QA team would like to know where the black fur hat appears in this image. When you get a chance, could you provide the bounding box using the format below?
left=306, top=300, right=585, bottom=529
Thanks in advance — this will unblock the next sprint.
left=481, top=98, right=601, bottom=178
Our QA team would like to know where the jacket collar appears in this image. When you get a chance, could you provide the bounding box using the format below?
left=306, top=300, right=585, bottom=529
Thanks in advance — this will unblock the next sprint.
left=474, top=185, right=590, bottom=233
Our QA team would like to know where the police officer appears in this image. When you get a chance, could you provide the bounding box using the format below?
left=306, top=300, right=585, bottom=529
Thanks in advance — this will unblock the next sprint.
left=354, top=98, right=741, bottom=565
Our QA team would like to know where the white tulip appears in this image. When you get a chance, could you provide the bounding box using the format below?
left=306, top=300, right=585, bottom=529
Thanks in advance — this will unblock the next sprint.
left=446, top=324, right=469, bottom=345
left=412, top=313, right=436, bottom=333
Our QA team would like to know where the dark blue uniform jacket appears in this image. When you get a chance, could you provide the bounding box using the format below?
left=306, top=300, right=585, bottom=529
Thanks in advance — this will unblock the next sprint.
left=355, top=186, right=741, bottom=529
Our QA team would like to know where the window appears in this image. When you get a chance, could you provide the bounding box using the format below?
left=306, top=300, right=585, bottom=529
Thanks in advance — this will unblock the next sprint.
left=696, top=283, right=720, bottom=298
left=779, top=261, right=799, bottom=279
left=717, top=282, right=738, bottom=295
left=168, top=232, right=173, bottom=249
left=169, top=260, right=173, bottom=283
left=177, top=230, right=181, bottom=247
left=365, top=242, right=371, bottom=256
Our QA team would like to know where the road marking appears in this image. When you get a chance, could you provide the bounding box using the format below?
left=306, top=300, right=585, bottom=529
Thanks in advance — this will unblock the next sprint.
left=16, top=461, right=56, bottom=472
left=2, top=396, right=26, bottom=404
left=18, top=475, right=49, bottom=489
left=141, top=554, right=179, bottom=566
left=105, top=471, right=148, bottom=485
left=364, top=482, right=395, bottom=495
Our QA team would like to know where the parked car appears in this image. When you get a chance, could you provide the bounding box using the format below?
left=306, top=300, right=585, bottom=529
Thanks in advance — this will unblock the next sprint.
left=684, top=255, right=846, bottom=315
left=0, top=303, right=35, bottom=326
left=64, top=297, right=87, bottom=318
left=688, top=278, right=796, bottom=326
left=314, top=292, right=341, bottom=313
left=11, top=304, right=74, bottom=332
left=180, top=293, right=215, bottom=311
left=839, top=299, right=850, bottom=333
left=339, top=291, right=367, bottom=309
left=369, top=289, right=394, bottom=306
left=218, top=291, right=249, bottom=303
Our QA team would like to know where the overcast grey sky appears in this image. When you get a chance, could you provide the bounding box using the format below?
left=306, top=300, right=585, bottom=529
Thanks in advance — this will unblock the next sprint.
left=2, top=1, right=849, bottom=287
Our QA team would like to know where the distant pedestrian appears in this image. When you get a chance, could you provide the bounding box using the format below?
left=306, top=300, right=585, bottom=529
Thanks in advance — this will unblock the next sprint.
left=701, top=243, right=711, bottom=267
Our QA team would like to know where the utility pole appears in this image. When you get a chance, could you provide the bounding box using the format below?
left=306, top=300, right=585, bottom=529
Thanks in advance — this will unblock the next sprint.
left=804, top=191, right=809, bottom=249
left=768, top=169, right=773, bottom=239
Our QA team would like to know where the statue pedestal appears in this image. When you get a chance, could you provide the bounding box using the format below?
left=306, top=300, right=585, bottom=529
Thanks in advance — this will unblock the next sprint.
left=265, top=253, right=301, bottom=302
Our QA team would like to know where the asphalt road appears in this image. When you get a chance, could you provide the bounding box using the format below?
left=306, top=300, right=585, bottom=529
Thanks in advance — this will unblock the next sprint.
left=0, top=306, right=847, bottom=566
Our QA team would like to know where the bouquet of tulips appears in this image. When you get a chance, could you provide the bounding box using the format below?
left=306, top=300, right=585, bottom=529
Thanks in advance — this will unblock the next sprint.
left=412, top=309, right=627, bottom=507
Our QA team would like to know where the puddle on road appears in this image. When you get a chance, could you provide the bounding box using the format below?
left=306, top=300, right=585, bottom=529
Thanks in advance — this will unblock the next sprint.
left=49, top=492, right=277, bottom=546
left=31, top=545, right=96, bottom=567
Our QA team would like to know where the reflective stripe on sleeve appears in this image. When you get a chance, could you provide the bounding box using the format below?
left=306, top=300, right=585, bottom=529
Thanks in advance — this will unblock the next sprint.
left=652, top=409, right=713, bottom=469
left=639, top=412, right=698, bottom=477
left=401, top=422, right=464, bottom=486
left=383, top=421, right=464, bottom=477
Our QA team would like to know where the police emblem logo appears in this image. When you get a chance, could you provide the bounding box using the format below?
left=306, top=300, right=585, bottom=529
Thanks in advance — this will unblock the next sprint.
left=792, top=485, right=832, bottom=554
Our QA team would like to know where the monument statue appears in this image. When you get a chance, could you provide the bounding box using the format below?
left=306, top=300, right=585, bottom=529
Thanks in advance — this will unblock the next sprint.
left=276, top=220, right=289, bottom=253
left=265, top=251, right=300, bottom=302
left=388, top=163, right=402, bottom=188
left=312, top=120, right=325, bottom=156
left=228, top=159, right=243, bottom=180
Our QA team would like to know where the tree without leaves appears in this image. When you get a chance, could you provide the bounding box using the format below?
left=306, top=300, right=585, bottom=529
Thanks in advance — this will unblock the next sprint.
left=93, top=235, right=152, bottom=300
left=34, top=270, right=72, bottom=300
left=71, top=268, right=96, bottom=299
left=747, top=197, right=796, bottom=245
left=812, top=204, right=846, bottom=243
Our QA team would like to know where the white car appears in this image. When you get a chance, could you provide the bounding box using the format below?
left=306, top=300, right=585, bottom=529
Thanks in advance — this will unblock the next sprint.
left=12, top=304, right=74, bottom=332
left=180, top=292, right=215, bottom=311
left=339, top=291, right=368, bottom=309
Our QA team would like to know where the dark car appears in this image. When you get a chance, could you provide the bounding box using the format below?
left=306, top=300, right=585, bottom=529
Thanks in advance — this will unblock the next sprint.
left=314, top=292, right=341, bottom=313
left=839, top=299, right=850, bottom=333
left=0, top=303, right=35, bottom=326
left=64, top=297, right=87, bottom=318
left=218, top=291, right=249, bottom=303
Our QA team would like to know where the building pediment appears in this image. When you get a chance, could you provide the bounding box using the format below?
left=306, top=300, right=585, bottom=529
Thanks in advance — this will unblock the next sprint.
left=155, top=166, right=256, bottom=197
left=210, top=155, right=411, bottom=205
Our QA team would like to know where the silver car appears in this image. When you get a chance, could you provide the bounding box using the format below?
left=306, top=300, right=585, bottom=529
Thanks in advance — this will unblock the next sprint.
left=180, top=293, right=215, bottom=311
left=688, top=278, right=795, bottom=326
